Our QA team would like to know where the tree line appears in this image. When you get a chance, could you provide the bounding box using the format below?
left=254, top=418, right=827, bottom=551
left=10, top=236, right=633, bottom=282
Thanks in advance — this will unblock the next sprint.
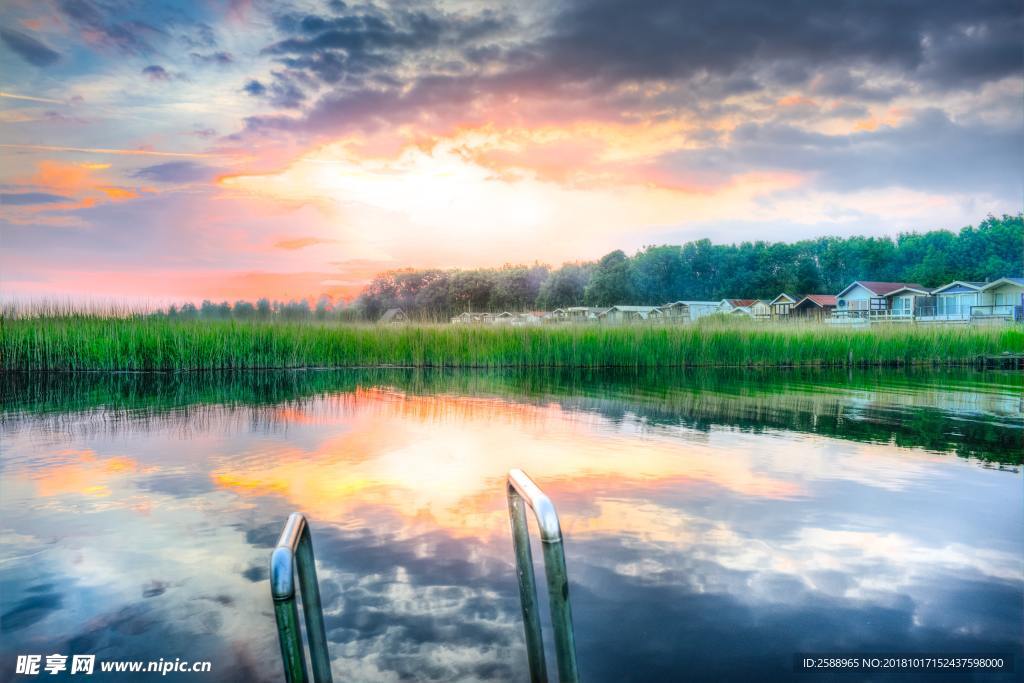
left=150, top=214, right=1021, bottom=322
left=356, top=214, right=1022, bottom=320
left=160, top=297, right=360, bottom=322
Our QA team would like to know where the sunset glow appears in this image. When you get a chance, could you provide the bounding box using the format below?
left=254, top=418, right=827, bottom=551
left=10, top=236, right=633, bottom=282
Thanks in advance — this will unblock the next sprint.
left=1, top=1, right=1021, bottom=301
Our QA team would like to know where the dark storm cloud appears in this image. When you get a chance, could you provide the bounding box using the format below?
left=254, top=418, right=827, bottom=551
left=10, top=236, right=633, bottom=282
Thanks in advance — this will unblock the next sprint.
left=916, top=18, right=1024, bottom=88
left=57, top=0, right=166, bottom=55
left=1, top=192, right=70, bottom=205
left=535, top=0, right=1021, bottom=89
left=244, top=0, right=1021, bottom=136
left=245, top=72, right=490, bottom=133
left=662, top=108, right=1024, bottom=195
left=259, top=3, right=514, bottom=86
left=0, top=28, right=62, bottom=67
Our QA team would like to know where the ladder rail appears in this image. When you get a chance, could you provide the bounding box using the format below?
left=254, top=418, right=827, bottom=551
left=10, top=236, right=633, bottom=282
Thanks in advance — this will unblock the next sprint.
left=507, top=468, right=581, bottom=683
left=270, top=513, right=333, bottom=683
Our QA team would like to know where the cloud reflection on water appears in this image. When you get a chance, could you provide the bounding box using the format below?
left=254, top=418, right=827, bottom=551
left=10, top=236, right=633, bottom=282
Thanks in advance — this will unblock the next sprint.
left=0, top=372, right=1021, bottom=681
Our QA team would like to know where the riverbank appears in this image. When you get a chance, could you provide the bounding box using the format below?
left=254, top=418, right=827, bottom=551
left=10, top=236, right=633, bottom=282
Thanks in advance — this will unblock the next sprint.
left=2, top=316, right=1022, bottom=370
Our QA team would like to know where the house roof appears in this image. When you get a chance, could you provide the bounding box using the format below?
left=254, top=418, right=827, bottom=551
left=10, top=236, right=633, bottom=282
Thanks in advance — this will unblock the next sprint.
left=886, top=286, right=931, bottom=297
left=722, top=298, right=757, bottom=307
left=768, top=293, right=797, bottom=305
left=379, top=308, right=405, bottom=322
left=837, top=281, right=928, bottom=297
left=979, top=277, right=1024, bottom=291
left=665, top=300, right=719, bottom=306
left=598, top=305, right=662, bottom=319
left=604, top=305, right=662, bottom=312
left=930, top=280, right=986, bottom=294
left=795, top=294, right=837, bottom=307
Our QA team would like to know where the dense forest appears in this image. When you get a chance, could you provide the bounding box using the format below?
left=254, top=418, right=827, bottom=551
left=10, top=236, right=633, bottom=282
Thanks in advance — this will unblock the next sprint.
left=156, top=214, right=1022, bottom=321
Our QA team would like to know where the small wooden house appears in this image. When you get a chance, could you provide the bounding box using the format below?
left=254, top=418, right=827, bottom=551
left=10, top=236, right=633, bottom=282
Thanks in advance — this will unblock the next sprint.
left=768, top=293, right=797, bottom=319
left=792, top=295, right=837, bottom=320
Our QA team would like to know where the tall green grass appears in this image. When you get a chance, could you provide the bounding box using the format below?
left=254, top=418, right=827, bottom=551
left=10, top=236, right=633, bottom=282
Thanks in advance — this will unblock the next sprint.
left=1, top=315, right=1021, bottom=370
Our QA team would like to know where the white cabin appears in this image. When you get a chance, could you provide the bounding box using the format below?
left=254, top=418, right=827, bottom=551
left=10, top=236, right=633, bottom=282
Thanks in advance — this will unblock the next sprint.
left=977, top=278, right=1024, bottom=320
left=919, top=281, right=985, bottom=322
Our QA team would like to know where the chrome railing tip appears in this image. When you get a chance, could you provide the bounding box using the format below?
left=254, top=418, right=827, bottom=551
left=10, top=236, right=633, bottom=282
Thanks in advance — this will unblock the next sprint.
left=508, top=469, right=563, bottom=542
left=269, top=545, right=295, bottom=600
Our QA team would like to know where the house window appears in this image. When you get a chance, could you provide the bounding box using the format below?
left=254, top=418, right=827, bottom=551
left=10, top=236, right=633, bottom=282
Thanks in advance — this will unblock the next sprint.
left=847, top=299, right=867, bottom=311
left=938, top=295, right=958, bottom=315
left=870, top=298, right=886, bottom=311
left=893, top=296, right=912, bottom=316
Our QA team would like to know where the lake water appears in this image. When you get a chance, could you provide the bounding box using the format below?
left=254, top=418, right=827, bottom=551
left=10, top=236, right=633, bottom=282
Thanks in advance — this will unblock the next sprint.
left=1, top=369, right=1021, bottom=682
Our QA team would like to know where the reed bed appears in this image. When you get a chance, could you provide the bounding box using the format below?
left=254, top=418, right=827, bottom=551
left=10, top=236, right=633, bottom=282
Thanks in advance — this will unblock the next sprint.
left=2, top=314, right=1021, bottom=370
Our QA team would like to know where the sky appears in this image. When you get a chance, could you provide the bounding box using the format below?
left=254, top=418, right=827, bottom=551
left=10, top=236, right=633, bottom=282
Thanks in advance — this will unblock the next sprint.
left=0, top=0, right=1021, bottom=303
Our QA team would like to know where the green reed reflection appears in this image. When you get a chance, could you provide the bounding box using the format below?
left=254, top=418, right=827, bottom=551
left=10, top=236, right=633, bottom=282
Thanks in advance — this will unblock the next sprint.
left=2, top=368, right=1021, bottom=465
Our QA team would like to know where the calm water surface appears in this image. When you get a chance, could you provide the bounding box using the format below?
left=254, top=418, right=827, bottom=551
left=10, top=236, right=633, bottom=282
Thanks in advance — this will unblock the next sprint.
left=1, top=370, right=1021, bottom=682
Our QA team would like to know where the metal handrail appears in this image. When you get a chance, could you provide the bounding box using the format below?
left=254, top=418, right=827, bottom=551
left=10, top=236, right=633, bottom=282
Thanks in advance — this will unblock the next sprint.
left=970, top=304, right=1020, bottom=318
left=507, top=469, right=580, bottom=683
left=270, top=513, right=333, bottom=683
